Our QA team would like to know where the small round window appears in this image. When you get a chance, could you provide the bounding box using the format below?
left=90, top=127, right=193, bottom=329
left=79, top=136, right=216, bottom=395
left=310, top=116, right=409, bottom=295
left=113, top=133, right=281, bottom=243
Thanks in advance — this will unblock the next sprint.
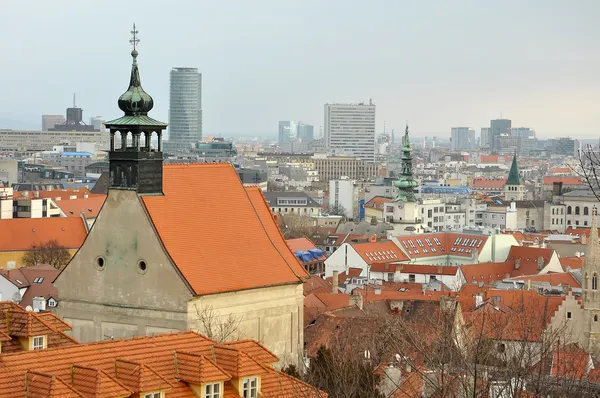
left=95, top=256, right=106, bottom=271
left=137, top=260, right=148, bottom=274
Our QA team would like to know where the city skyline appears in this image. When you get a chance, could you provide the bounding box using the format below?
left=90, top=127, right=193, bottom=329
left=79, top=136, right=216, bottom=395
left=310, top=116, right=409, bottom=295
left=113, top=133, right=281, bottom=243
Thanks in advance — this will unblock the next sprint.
left=1, top=1, right=599, bottom=137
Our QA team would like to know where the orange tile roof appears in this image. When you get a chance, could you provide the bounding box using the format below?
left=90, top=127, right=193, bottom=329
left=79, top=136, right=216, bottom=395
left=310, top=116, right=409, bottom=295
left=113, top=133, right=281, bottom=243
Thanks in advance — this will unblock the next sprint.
left=364, top=196, right=392, bottom=210
left=113, top=358, right=173, bottom=393
left=396, top=232, right=487, bottom=258
left=222, top=340, right=280, bottom=365
left=0, top=330, right=324, bottom=398
left=548, top=167, right=572, bottom=174
left=286, top=237, right=326, bottom=261
left=565, top=226, right=600, bottom=237
left=351, top=240, right=409, bottom=264
left=140, top=164, right=307, bottom=295
left=37, top=313, right=72, bottom=332
left=174, top=351, right=230, bottom=385
left=543, top=176, right=582, bottom=185
left=70, top=365, right=132, bottom=397
left=511, top=272, right=580, bottom=288
left=471, top=177, right=507, bottom=189
left=0, top=217, right=87, bottom=251
left=55, top=195, right=106, bottom=218
left=559, top=256, right=584, bottom=271
left=398, top=264, right=459, bottom=276
left=25, top=371, right=83, bottom=398
left=551, top=349, right=592, bottom=379
left=303, top=276, right=332, bottom=296
left=480, top=155, right=512, bottom=163
left=261, top=370, right=325, bottom=398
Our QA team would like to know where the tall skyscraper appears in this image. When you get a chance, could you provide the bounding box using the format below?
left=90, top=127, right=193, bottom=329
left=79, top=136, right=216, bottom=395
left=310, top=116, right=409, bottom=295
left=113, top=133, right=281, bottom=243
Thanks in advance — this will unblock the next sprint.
left=297, top=123, right=314, bottom=142
left=42, top=115, right=65, bottom=131
left=480, top=127, right=491, bottom=149
left=168, top=67, right=202, bottom=151
left=490, top=118, right=511, bottom=152
left=324, top=102, right=376, bottom=162
left=278, top=121, right=297, bottom=143
left=511, top=127, right=535, bottom=138
left=450, top=127, right=475, bottom=150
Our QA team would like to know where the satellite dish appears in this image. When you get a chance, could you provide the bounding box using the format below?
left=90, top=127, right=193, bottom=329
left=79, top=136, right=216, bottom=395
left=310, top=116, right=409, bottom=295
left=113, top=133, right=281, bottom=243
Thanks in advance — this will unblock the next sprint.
left=25, top=305, right=33, bottom=312
left=395, top=353, right=401, bottom=362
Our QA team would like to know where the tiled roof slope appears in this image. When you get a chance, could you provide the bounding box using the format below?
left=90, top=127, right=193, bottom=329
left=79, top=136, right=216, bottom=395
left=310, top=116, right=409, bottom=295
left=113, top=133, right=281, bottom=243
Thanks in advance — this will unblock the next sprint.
left=0, top=217, right=87, bottom=251
left=351, top=240, right=410, bottom=264
left=0, top=331, right=325, bottom=398
left=141, top=164, right=306, bottom=295
left=396, top=233, right=487, bottom=258
left=56, top=195, right=106, bottom=218
left=25, top=371, right=83, bottom=398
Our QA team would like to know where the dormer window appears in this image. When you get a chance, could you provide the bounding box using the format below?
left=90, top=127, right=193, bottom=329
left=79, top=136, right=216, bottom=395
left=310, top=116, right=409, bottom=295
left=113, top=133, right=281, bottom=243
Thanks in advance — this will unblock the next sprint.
left=205, top=382, right=221, bottom=398
left=242, top=377, right=258, bottom=398
left=32, top=336, right=45, bottom=350
left=143, top=393, right=162, bottom=398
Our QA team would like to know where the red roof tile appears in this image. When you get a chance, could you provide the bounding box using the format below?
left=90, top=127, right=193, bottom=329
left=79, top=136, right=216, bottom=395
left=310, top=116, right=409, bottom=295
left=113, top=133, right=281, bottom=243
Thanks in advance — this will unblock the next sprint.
left=364, top=196, right=392, bottom=210
left=471, top=177, right=507, bottom=189
left=14, top=188, right=98, bottom=201
left=511, top=272, right=580, bottom=288
left=543, top=176, right=582, bottom=185
left=25, top=371, right=83, bottom=398
left=559, top=256, right=584, bottom=271
left=0, top=218, right=87, bottom=251
left=351, top=240, right=409, bottom=264
left=174, top=351, right=230, bottom=385
left=113, top=358, right=173, bottom=393
left=55, top=195, right=106, bottom=218
left=396, top=232, right=487, bottom=258
left=303, top=276, right=332, bottom=296
left=140, top=164, right=306, bottom=295
left=480, top=155, right=512, bottom=163
left=398, top=264, right=459, bottom=276
left=70, top=365, right=132, bottom=397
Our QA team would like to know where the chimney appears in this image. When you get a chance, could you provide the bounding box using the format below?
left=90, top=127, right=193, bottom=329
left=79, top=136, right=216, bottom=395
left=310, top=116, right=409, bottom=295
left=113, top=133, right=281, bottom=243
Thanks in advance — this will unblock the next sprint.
left=349, top=291, right=363, bottom=310
left=562, top=284, right=570, bottom=295
left=515, top=258, right=521, bottom=270
left=527, top=279, right=532, bottom=291
left=33, top=191, right=39, bottom=198
left=552, top=181, right=563, bottom=197
left=369, top=235, right=377, bottom=243
left=374, top=287, right=382, bottom=295
left=332, top=270, right=339, bottom=294
left=537, top=257, right=544, bottom=271
left=32, top=296, right=46, bottom=312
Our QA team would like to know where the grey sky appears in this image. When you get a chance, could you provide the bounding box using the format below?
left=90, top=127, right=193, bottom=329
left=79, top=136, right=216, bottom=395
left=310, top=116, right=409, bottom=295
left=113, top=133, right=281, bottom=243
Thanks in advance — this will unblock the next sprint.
left=1, top=0, right=599, bottom=137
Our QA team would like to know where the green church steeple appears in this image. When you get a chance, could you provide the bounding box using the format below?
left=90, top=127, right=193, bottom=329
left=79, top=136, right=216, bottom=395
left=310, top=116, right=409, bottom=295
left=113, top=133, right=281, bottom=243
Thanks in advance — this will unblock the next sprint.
left=506, top=151, right=522, bottom=186
left=393, top=125, right=418, bottom=202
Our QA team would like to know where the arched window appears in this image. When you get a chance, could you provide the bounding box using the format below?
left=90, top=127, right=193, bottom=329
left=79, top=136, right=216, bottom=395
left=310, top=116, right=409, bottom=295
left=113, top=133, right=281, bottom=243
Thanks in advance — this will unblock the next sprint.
left=576, top=206, right=580, bottom=215
left=593, top=274, right=598, bottom=290
left=595, top=315, right=598, bottom=322
left=584, top=207, right=589, bottom=216
left=567, top=206, right=572, bottom=215
left=552, top=209, right=555, bottom=215
left=586, top=273, right=589, bottom=289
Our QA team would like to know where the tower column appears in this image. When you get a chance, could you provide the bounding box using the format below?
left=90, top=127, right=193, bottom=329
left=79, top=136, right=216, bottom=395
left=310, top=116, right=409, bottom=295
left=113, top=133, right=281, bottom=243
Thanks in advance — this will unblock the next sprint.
left=110, top=131, right=115, bottom=151
left=157, top=132, right=162, bottom=152
left=121, top=131, right=127, bottom=149
left=144, top=132, right=151, bottom=150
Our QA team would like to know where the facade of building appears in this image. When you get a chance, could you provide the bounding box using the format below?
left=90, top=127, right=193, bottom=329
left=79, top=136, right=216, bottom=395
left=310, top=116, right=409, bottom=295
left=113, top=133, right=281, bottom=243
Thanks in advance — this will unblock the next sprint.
left=278, top=121, right=297, bottom=143
left=329, top=178, right=360, bottom=219
left=298, top=122, right=314, bottom=142
left=0, top=129, right=109, bottom=156
left=324, top=102, right=376, bottom=162
left=53, top=45, right=307, bottom=366
left=559, top=190, right=599, bottom=228
left=313, top=156, right=379, bottom=182
left=41, top=114, right=65, bottom=131
left=450, top=127, right=475, bottom=150
left=59, top=152, right=98, bottom=176
left=263, top=191, right=321, bottom=216
left=490, top=118, right=511, bottom=152
left=549, top=137, right=578, bottom=157
left=480, top=127, right=491, bottom=149
left=167, top=67, right=202, bottom=150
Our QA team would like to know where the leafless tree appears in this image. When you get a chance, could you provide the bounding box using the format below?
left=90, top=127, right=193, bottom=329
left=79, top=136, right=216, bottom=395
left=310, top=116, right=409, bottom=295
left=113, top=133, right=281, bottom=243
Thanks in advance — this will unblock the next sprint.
left=324, top=204, right=346, bottom=217
left=192, top=304, right=241, bottom=343
left=22, top=239, right=71, bottom=269
left=576, top=145, right=600, bottom=202
left=282, top=214, right=329, bottom=245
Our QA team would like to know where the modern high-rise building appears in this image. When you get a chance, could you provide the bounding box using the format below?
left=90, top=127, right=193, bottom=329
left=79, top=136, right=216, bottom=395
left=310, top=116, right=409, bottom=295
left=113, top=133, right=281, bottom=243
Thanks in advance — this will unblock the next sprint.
left=450, top=127, right=475, bottom=150
left=490, top=118, right=511, bottom=152
left=167, top=67, right=202, bottom=151
left=510, top=127, right=535, bottom=138
left=480, top=127, right=491, bottom=149
left=324, top=102, right=376, bottom=162
left=42, top=115, right=65, bottom=131
left=278, top=121, right=297, bottom=143
left=297, top=123, right=314, bottom=142
left=90, top=116, right=105, bottom=131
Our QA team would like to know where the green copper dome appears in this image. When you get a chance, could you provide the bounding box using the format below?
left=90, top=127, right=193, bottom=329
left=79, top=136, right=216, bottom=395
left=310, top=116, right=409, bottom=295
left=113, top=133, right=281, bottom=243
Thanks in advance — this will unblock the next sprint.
left=117, top=49, right=154, bottom=116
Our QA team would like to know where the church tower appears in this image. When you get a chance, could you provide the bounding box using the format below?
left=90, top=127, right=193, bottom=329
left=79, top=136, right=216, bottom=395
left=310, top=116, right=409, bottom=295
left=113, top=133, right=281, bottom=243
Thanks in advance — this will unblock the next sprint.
left=391, top=125, right=422, bottom=233
left=104, top=24, right=168, bottom=195
left=584, top=206, right=600, bottom=353
left=502, top=152, right=525, bottom=201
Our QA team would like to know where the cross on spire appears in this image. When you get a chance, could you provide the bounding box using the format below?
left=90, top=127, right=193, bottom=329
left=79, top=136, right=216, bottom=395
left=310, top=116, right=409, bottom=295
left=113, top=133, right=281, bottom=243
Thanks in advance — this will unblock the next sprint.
left=129, top=23, right=140, bottom=51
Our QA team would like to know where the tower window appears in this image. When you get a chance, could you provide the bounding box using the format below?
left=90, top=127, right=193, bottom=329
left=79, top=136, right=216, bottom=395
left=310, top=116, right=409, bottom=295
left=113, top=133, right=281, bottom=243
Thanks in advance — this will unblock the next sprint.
left=593, top=274, right=598, bottom=290
left=95, top=256, right=106, bottom=271
left=575, top=206, right=580, bottom=215
left=585, top=207, right=590, bottom=216
left=595, top=315, right=598, bottom=322
left=567, top=312, right=572, bottom=319
left=137, top=260, right=148, bottom=274
left=567, top=206, right=572, bottom=215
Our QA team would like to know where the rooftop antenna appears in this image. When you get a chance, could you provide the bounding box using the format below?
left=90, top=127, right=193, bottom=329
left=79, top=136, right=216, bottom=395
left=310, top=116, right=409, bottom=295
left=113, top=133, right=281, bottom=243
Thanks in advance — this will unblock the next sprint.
left=73, top=93, right=76, bottom=108
left=383, top=120, right=386, bottom=134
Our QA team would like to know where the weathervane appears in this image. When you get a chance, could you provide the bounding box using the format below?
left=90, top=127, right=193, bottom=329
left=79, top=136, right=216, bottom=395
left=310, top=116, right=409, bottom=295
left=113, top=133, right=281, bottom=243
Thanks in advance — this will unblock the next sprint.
left=130, top=23, right=140, bottom=51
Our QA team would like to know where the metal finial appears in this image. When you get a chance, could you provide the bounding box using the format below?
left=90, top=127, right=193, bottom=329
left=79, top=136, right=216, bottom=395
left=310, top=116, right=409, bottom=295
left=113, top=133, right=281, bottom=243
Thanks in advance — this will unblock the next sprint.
left=594, top=206, right=597, bottom=216
left=129, top=23, right=140, bottom=51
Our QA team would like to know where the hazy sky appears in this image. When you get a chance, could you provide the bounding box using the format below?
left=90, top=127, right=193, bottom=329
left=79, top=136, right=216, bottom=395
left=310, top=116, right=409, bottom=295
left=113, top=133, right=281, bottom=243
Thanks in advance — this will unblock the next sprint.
left=1, top=1, right=599, bottom=137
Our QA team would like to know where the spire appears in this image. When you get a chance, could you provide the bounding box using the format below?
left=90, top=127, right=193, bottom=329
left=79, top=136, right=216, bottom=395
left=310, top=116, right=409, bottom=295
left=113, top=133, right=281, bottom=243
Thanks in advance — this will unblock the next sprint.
left=403, top=124, right=411, bottom=151
left=393, top=124, right=418, bottom=202
left=117, top=23, right=154, bottom=116
left=505, top=150, right=521, bottom=185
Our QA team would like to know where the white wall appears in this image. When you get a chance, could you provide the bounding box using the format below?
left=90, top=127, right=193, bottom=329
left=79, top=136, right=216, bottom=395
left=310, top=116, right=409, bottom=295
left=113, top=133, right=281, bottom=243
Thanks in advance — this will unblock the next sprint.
left=0, top=277, right=21, bottom=303
left=324, top=243, right=367, bottom=277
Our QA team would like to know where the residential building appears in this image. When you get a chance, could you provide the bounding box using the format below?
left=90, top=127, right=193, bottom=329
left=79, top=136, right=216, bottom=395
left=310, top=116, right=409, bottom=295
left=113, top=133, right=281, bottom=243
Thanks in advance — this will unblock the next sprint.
left=329, top=178, right=360, bottom=219
left=558, top=190, right=599, bottom=228
left=0, top=189, right=63, bottom=219
left=324, top=102, right=376, bottom=162
left=287, top=237, right=326, bottom=275
left=167, top=67, right=202, bottom=150
left=490, top=118, right=511, bottom=152
left=59, top=151, right=99, bottom=176
left=482, top=204, right=518, bottom=231
left=450, top=127, right=475, bottom=150
left=0, top=264, right=59, bottom=308
left=0, top=217, right=87, bottom=268
left=53, top=44, right=308, bottom=366
left=263, top=191, right=321, bottom=216
left=41, top=114, right=65, bottom=131
left=313, top=156, right=380, bottom=182
left=549, top=137, right=578, bottom=157
left=364, top=196, right=392, bottom=222
left=55, top=195, right=107, bottom=229
left=0, top=159, right=19, bottom=186
left=0, top=129, right=109, bottom=156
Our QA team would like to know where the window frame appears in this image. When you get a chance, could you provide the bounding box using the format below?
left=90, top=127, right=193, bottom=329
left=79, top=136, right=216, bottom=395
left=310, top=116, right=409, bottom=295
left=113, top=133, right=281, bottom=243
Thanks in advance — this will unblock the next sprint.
left=143, top=392, right=162, bottom=398
left=242, top=377, right=258, bottom=398
left=32, top=335, right=45, bottom=350
left=204, top=382, right=220, bottom=398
